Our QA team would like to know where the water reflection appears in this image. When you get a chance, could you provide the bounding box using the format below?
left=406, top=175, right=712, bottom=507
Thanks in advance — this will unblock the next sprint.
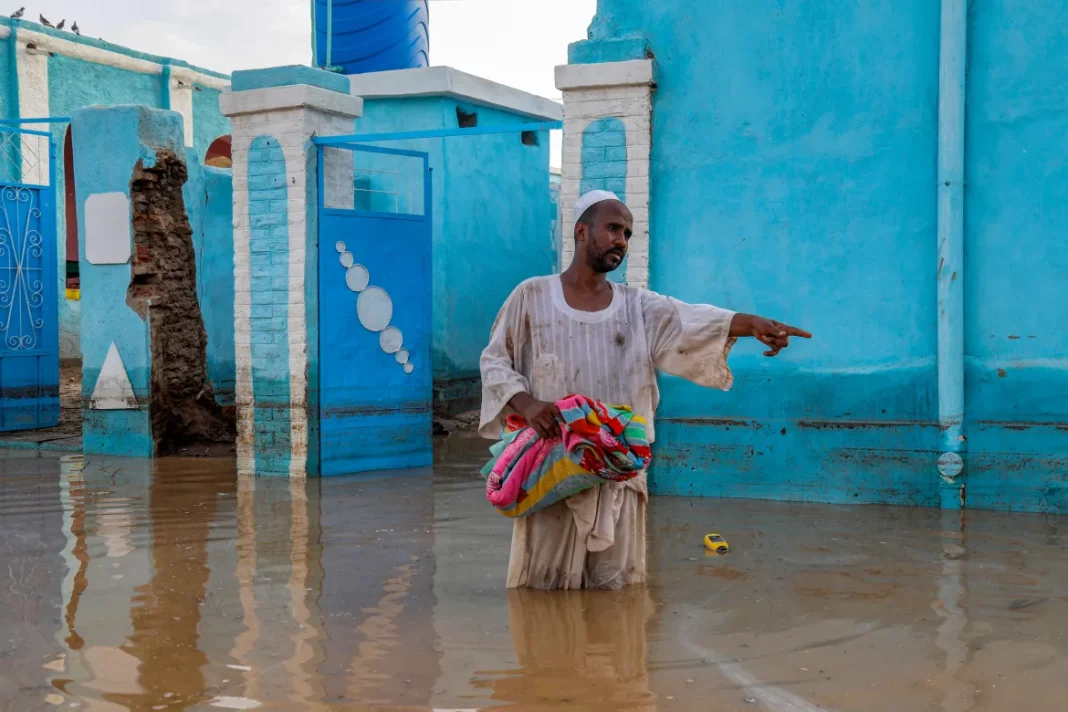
left=487, top=588, right=656, bottom=711
left=0, top=454, right=450, bottom=710
left=933, top=511, right=973, bottom=712
left=1, top=447, right=1068, bottom=710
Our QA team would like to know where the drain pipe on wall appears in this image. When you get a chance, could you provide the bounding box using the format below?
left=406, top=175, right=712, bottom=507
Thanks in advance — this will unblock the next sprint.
left=936, top=0, right=967, bottom=510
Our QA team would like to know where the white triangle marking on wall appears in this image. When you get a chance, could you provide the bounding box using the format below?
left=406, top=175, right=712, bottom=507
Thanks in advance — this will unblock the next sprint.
left=90, top=343, right=138, bottom=410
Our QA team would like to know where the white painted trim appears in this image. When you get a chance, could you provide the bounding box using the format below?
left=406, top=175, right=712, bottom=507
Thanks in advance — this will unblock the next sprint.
left=169, top=81, right=194, bottom=147
left=348, top=66, right=563, bottom=121
left=220, top=85, right=363, bottom=120
left=14, top=28, right=230, bottom=90
left=555, top=59, right=655, bottom=91
left=15, top=33, right=50, bottom=184
left=232, top=132, right=254, bottom=477
left=0, top=27, right=10, bottom=40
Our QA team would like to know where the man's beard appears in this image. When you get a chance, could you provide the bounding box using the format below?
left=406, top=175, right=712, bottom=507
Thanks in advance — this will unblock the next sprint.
left=587, top=247, right=625, bottom=274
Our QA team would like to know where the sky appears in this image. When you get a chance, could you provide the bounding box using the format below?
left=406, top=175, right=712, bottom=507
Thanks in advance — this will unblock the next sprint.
left=25, top=0, right=597, bottom=165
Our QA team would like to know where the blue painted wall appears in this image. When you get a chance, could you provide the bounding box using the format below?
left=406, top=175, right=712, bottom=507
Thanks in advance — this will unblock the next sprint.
left=72, top=106, right=187, bottom=457
left=49, top=55, right=160, bottom=360
left=962, top=0, right=1068, bottom=512
left=0, top=19, right=231, bottom=361
left=185, top=156, right=235, bottom=406
left=247, top=135, right=292, bottom=477
left=567, top=1, right=1068, bottom=513
left=354, top=96, right=552, bottom=410
left=0, top=36, right=13, bottom=126
left=440, top=101, right=551, bottom=406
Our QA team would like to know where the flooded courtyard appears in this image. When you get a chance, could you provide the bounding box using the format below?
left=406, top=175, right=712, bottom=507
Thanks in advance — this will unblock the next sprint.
left=1, top=436, right=1067, bottom=711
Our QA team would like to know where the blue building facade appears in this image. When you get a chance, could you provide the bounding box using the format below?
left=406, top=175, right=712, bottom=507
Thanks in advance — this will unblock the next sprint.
left=0, top=18, right=232, bottom=364
left=2, top=19, right=561, bottom=428
left=348, top=67, right=562, bottom=412
left=559, top=0, right=1068, bottom=513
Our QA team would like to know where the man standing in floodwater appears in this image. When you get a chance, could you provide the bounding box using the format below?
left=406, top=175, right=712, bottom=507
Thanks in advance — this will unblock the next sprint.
left=479, top=190, right=811, bottom=590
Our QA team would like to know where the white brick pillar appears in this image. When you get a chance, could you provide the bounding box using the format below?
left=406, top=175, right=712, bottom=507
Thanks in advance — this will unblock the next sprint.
left=221, top=82, right=362, bottom=478
left=555, top=59, right=655, bottom=288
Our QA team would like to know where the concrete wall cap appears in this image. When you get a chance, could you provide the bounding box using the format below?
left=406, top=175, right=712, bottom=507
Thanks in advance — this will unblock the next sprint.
left=555, top=60, right=656, bottom=91
left=221, top=84, right=363, bottom=119
left=347, top=66, right=562, bottom=121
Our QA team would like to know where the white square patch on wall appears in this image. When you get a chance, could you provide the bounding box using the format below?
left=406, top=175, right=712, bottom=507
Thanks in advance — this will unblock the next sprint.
left=85, top=192, right=132, bottom=265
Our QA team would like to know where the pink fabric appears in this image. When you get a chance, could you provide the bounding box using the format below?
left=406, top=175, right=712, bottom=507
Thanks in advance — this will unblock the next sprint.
left=482, top=394, right=651, bottom=518
left=485, top=427, right=608, bottom=510
left=486, top=429, right=552, bottom=508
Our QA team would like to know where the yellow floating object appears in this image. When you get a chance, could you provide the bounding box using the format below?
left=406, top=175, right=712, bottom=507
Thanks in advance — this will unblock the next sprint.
left=704, top=533, right=729, bottom=553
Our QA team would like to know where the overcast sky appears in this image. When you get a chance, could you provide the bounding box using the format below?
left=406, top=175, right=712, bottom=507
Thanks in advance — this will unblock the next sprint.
left=27, top=0, right=596, bottom=164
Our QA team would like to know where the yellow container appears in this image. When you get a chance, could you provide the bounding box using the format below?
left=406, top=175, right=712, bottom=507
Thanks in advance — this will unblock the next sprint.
left=704, top=533, right=729, bottom=553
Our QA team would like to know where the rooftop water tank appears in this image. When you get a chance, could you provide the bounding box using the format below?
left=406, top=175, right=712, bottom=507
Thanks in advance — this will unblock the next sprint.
left=312, top=0, right=430, bottom=75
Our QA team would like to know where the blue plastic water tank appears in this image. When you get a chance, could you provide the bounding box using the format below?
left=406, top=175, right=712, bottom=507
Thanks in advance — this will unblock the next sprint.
left=313, top=0, right=430, bottom=75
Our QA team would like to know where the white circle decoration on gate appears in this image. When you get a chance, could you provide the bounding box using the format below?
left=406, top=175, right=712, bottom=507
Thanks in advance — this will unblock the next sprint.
left=345, top=264, right=370, bottom=292
left=356, top=287, right=393, bottom=332
left=379, top=327, right=403, bottom=354
left=333, top=243, right=413, bottom=375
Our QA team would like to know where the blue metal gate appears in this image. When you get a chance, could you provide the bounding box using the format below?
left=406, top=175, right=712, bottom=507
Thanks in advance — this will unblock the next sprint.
left=0, top=127, right=59, bottom=431
left=316, top=143, right=432, bottom=475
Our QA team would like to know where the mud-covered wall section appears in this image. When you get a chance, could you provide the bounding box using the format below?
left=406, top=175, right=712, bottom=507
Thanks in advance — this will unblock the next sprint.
left=128, top=150, right=235, bottom=454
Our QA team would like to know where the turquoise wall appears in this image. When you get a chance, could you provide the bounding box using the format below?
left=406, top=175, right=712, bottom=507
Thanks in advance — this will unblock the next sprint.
left=355, top=96, right=552, bottom=410
left=0, top=36, right=16, bottom=182
left=185, top=157, right=235, bottom=406
left=962, top=0, right=1068, bottom=511
left=72, top=106, right=187, bottom=457
left=0, top=19, right=232, bottom=361
left=0, top=36, right=12, bottom=126
left=440, top=101, right=551, bottom=405
left=72, top=106, right=234, bottom=456
left=569, top=1, right=1068, bottom=513
left=49, top=55, right=161, bottom=360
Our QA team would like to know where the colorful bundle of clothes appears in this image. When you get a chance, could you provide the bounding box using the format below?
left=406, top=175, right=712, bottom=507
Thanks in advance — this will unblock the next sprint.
left=481, top=394, right=653, bottom=518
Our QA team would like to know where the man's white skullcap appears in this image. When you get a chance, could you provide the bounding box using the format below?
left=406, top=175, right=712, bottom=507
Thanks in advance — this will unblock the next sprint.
left=574, top=190, right=623, bottom=220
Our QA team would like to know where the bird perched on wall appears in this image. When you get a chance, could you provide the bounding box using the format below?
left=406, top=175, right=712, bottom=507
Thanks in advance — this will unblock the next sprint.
left=10, top=7, right=24, bottom=19
left=71, top=21, right=79, bottom=35
left=39, top=14, right=52, bottom=27
left=56, top=19, right=64, bottom=30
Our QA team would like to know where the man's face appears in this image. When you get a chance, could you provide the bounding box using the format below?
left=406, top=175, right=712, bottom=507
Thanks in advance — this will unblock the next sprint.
left=580, top=201, right=633, bottom=273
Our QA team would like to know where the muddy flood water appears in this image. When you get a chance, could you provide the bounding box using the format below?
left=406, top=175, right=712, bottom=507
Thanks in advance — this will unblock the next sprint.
left=2, top=436, right=1067, bottom=711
